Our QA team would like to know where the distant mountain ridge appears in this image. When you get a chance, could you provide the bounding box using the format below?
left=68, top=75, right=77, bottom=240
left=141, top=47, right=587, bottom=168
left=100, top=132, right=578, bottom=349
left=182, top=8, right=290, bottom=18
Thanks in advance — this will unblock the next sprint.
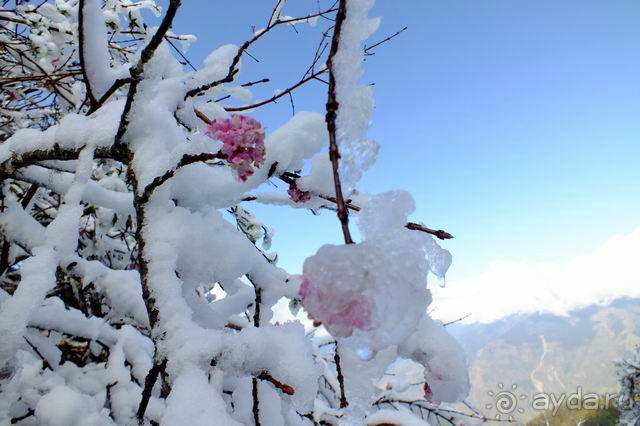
left=447, top=298, right=640, bottom=421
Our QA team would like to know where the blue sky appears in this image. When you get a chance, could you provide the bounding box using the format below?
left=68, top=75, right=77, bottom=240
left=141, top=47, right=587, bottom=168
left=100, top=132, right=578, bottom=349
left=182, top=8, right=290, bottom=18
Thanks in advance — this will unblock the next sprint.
left=160, top=0, right=640, bottom=282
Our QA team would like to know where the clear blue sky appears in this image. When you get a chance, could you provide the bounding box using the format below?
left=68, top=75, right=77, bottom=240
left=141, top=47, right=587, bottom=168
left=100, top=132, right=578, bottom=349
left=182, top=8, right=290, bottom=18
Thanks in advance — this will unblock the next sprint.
left=158, top=0, right=640, bottom=280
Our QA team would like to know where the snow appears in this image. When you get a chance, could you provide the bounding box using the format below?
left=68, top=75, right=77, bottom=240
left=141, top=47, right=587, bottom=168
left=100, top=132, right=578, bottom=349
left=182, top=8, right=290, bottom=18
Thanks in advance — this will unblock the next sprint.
left=0, top=143, right=98, bottom=370
left=81, top=0, right=129, bottom=100
left=424, top=237, right=453, bottom=286
left=333, top=0, right=381, bottom=191
left=340, top=346, right=397, bottom=420
left=297, top=153, right=336, bottom=197
left=266, top=112, right=328, bottom=175
left=398, top=316, right=470, bottom=404
left=17, top=165, right=134, bottom=215
left=298, top=191, right=466, bottom=423
left=0, top=100, right=123, bottom=168
left=269, top=1, right=287, bottom=27
left=65, top=257, right=148, bottom=326
left=163, top=366, right=240, bottom=426
left=35, top=385, right=114, bottom=426
left=0, top=200, right=46, bottom=249
left=301, top=192, right=432, bottom=353
left=357, top=190, right=414, bottom=239
left=190, top=44, right=240, bottom=90
left=216, top=323, right=321, bottom=411
left=147, top=206, right=262, bottom=286
left=231, top=379, right=286, bottom=426
left=0, top=246, right=56, bottom=370
left=366, top=409, right=430, bottom=425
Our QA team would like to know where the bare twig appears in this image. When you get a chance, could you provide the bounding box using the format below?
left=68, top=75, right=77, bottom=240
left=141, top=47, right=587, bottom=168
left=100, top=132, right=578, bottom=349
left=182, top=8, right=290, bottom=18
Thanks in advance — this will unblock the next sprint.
left=269, top=172, right=456, bottom=239
left=316, top=193, right=454, bottom=240
left=334, top=344, right=348, bottom=408
left=0, top=239, right=9, bottom=278
left=0, top=71, right=81, bottom=84
left=224, top=69, right=327, bottom=112
left=287, top=92, right=295, bottom=116
left=86, top=78, right=131, bottom=115
left=252, top=377, right=261, bottom=426
left=257, top=371, right=295, bottom=395
left=9, top=409, right=34, bottom=424
left=443, top=313, right=471, bottom=326
left=136, top=358, right=167, bottom=424
left=364, top=26, right=408, bottom=56
left=23, top=337, right=53, bottom=371
left=184, top=5, right=337, bottom=99
left=253, top=287, right=262, bottom=327
left=405, top=222, right=454, bottom=240
left=164, top=36, right=197, bottom=71
left=241, top=78, right=270, bottom=88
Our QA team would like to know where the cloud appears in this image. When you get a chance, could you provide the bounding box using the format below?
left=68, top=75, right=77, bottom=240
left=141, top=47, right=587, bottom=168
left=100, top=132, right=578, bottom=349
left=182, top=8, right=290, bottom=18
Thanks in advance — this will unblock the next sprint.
left=433, top=228, right=640, bottom=324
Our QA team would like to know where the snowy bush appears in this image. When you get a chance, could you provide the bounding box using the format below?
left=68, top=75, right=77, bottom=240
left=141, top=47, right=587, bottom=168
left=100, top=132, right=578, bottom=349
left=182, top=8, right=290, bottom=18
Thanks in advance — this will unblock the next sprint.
left=617, top=346, right=640, bottom=425
left=0, top=0, right=474, bottom=424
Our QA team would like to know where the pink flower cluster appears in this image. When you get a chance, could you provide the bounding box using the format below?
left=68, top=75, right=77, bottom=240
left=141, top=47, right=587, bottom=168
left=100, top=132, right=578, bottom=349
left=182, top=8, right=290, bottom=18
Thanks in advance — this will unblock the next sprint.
left=287, top=181, right=311, bottom=203
left=299, top=276, right=373, bottom=337
left=205, top=114, right=266, bottom=181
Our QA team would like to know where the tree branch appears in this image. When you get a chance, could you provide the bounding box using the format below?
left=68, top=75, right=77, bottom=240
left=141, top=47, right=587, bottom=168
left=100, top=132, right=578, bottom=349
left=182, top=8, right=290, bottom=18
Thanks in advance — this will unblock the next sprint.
left=334, top=344, right=348, bottom=408
left=78, top=0, right=97, bottom=106
left=257, top=371, right=295, bottom=395
left=364, top=26, right=408, bottom=56
left=225, top=69, right=326, bottom=112
left=0, top=145, right=119, bottom=179
left=23, top=336, right=53, bottom=371
left=113, top=0, right=182, bottom=150
left=184, top=5, right=337, bottom=100
left=325, top=0, right=353, bottom=245
left=138, top=152, right=223, bottom=204
left=86, top=78, right=131, bottom=115
left=252, top=377, right=261, bottom=426
left=405, top=222, right=454, bottom=240
left=136, top=358, right=167, bottom=424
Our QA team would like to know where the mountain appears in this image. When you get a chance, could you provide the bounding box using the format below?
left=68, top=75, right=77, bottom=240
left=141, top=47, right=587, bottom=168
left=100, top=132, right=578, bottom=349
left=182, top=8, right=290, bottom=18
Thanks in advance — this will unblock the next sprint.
left=447, top=298, right=640, bottom=422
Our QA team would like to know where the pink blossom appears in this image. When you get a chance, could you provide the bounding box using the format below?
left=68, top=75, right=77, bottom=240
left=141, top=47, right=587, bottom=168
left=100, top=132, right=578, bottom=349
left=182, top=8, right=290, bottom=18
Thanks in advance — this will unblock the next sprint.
left=205, top=114, right=266, bottom=181
left=299, top=276, right=312, bottom=300
left=424, top=382, right=433, bottom=401
left=287, top=182, right=311, bottom=203
left=298, top=275, right=373, bottom=337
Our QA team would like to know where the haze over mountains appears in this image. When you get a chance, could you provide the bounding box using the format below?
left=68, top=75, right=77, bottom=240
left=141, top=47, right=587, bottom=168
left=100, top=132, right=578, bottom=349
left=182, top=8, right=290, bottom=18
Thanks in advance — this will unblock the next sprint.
left=448, top=298, right=640, bottom=421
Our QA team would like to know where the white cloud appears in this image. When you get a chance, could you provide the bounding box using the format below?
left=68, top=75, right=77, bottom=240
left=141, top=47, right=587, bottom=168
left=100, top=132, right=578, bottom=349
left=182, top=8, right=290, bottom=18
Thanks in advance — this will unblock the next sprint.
left=433, top=228, right=640, bottom=324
